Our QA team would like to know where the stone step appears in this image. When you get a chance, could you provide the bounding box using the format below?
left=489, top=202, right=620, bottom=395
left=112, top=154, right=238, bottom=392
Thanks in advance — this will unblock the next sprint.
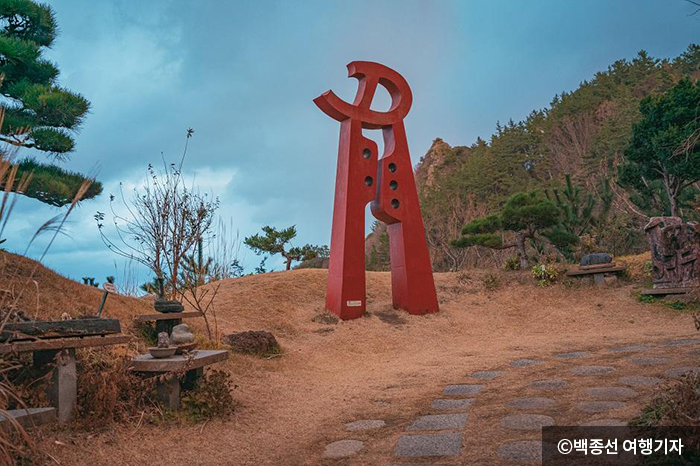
left=0, top=407, right=56, bottom=430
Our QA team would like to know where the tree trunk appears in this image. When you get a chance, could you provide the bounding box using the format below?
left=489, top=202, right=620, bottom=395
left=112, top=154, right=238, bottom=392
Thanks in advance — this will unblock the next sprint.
left=663, top=172, right=679, bottom=218
left=516, top=233, right=529, bottom=269
left=669, top=192, right=679, bottom=218
left=285, top=256, right=293, bottom=271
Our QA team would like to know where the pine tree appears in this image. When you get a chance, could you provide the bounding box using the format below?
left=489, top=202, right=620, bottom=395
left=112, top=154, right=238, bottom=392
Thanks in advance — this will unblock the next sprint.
left=452, top=192, right=561, bottom=269
left=543, top=174, right=613, bottom=259
left=0, top=0, right=101, bottom=206
left=244, top=225, right=327, bottom=271
left=619, top=78, right=700, bottom=217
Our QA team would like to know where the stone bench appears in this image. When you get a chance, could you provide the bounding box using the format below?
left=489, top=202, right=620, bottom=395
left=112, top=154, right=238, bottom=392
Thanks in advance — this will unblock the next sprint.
left=565, top=264, right=626, bottom=287
left=131, top=349, right=229, bottom=409
left=0, top=334, right=132, bottom=425
left=0, top=408, right=56, bottom=430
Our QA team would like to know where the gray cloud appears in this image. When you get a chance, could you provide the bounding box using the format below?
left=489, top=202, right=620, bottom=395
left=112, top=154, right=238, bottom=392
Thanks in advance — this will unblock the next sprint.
left=3, top=0, right=698, bottom=281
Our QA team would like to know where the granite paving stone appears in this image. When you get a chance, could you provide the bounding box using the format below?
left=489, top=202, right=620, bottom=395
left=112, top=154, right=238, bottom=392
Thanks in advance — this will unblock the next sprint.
left=508, top=397, right=556, bottom=410
left=619, top=376, right=663, bottom=387
left=511, top=358, right=544, bottom=367
left=580, top=419, right=627, bottom=426
left=577, top=401, right=626, bottom=413
left=497, top=440, right=547, bottom=463
left=584, top=387, right=638, bottom=400
left=468, top=370, right=504, bottom=380
left=394, top=433, right=462, bottom=457
left=407, top=413, right=468, bottom=431
left=323, top=440, right=364, bottom=458
left=500, top=414, right=554, bottom=430
left=609, top=345, right=649, bottom=352
left=431, top=399, right=474, bottom=411
left=666, top=366, right=700, bottom=378
left=442, top=384, right=483, bottom=396
left=529, top=379, right=570, bottom=390
left=571, top=365, right=616, bottom=376
left=629, top=357, right=670, bottom=366
left=662, top=339, right=700, bottom=346
left=555, top=351, right=591, bottom=358
left=345, top=419, right=386, bottom=431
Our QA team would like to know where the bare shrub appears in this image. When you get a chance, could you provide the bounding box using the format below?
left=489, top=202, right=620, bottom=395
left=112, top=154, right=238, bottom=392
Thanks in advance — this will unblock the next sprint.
left=481, top=273, right=501, bottom=291
left=177, top=219, right=244, bottom=341
left=75, top=348, right=157, bottom=426
left=206, top=218, right=244, bottom=281
left=180, top=369, right=237, bottom=422
left=95, top=129, right=219, bottom=300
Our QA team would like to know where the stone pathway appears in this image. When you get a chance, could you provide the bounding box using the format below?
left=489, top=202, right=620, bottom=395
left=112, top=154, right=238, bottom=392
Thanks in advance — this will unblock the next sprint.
left=320, top=336, right=700, bottom=464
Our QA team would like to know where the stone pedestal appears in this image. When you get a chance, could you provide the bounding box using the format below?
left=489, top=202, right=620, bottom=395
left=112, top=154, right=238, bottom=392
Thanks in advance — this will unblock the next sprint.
left=33, top=349, right=76, bottom=425
left=156, top=377, right=180, bottom=410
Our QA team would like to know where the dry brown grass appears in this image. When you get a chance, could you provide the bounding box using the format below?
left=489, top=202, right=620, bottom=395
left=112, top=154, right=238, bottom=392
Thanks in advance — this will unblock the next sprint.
left=5, top=255, right=697, bottom=466
left=617, top=251, right=651, bottom=281
left=0, top=251, right=153, bottom=322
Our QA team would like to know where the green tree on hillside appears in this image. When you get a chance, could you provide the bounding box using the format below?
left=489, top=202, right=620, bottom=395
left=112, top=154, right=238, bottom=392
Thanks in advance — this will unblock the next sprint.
left=244, top=225, right=328, bottom=271
left=619, top=78, right=700, bottom=217
left=0, top=0, right=101, bottom=206
left=544, top=174, right=613, bottom=259
left=451, top=192, right=561, bottom=269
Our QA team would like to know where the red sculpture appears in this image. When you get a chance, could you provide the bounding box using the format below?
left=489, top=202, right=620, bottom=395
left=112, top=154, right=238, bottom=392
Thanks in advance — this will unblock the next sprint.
left=314, top=61, right=439, bottom=320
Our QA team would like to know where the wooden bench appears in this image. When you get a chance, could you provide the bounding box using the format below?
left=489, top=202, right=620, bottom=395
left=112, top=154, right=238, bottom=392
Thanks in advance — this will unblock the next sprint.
left=131, top=349, right=228, bottom=409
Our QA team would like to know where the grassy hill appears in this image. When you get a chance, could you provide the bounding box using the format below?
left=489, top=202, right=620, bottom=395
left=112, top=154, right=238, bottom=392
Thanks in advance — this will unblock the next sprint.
left=367, top=45, right=700, bottom=272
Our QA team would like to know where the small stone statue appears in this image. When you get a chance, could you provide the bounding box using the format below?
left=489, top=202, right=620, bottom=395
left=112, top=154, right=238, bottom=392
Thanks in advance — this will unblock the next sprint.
left=645, top=217, right=700, bottom=289
left=157, top=331, right=170, bottom=348
left=169, top=324, right=195, bottom=346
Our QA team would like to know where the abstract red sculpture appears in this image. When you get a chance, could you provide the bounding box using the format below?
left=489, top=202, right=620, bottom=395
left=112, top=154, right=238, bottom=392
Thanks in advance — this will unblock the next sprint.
left=314, top=61, right=439, bottom=320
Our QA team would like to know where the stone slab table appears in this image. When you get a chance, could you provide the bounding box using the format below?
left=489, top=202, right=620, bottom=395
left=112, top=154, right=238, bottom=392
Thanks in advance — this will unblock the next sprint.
left=131, top=349, right=229, bottom=409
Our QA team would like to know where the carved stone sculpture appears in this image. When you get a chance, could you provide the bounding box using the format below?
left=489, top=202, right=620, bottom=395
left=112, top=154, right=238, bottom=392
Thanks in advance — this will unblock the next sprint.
left=644, top=216, right=700, bottom=289
left=157, top=331, right=170, bottom=348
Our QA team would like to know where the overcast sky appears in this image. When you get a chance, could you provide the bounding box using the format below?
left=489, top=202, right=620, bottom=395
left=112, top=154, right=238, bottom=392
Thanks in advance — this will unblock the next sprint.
left=4, top=0, right=699, bottom=287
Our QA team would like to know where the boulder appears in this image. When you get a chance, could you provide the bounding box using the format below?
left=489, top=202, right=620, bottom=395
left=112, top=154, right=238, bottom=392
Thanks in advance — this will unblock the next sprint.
left=580, top=253, right=612, bottom=267
left=223, top=330, right=279, bottom=355
left=169, top=324, right=195, bottom=345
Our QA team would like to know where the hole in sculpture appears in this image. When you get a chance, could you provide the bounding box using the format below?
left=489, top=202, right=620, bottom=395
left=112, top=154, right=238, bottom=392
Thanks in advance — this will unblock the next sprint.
left=391, top=199, right=400, bottom=209
left=363, top=148, right=371, bottom=159
left=388, top=163, right=397, bottom=173
left=365, top=176, right=373, bottom=187
left=369, top=83, right=392, bottom=112
left=389, top=180, right=398, bottom=190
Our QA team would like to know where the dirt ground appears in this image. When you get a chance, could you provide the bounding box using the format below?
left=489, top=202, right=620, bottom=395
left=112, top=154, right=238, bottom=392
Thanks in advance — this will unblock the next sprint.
left=26, top=264, right=698, bottom=466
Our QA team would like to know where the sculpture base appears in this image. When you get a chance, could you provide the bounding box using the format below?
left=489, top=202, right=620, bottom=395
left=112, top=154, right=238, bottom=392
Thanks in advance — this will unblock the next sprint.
left=641, top=287, right=695, bottom=296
